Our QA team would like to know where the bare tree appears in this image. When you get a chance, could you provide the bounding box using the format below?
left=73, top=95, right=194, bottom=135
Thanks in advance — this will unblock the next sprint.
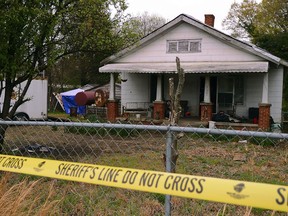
left=164, top=57, right=185, bottom=173
left=121, top=11, right=167, bottom=45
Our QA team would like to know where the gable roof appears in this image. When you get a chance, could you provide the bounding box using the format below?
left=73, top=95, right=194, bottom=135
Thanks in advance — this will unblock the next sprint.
left=100, top=14, right=288, bottom=67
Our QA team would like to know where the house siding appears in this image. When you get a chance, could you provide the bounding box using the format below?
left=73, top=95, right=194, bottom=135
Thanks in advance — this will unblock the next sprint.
left=121, top=73, right=150, bottom=111
left=243, top=74, right=263, bottom=117
left=116, top=23, right=262, bottom=64
left=268, top=66, right=283, bottom=122
left=234, top=67, right=283, bottom=123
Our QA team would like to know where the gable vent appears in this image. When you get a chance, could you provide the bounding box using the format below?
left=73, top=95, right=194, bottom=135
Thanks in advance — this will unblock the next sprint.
left=167, top=39, right=201, bottom=53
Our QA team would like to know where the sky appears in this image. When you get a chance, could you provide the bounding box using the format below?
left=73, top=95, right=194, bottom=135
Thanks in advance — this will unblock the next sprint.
left=125, top=0, right=260, bottom=32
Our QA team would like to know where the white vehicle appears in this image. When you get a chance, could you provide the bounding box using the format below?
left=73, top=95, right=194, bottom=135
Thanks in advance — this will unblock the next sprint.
left=0, top=79, right=48, bottom=120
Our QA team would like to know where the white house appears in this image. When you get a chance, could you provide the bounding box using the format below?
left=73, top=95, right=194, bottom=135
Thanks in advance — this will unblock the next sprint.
left=99, top=14, right=288, bottom=129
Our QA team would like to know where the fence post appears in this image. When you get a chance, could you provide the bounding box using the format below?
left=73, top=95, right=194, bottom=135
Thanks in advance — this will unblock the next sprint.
left=165, top=129, right=173, bottom=216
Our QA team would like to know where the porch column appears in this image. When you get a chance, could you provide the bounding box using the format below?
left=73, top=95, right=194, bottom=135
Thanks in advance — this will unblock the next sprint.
left=259, top=73, right=271, bottom=131
left=109, top=73, right=115, bottom=100
left=156, top=74, right=162, bottom=101
left=204, top=76, right=211, bottom=103
left=261, top=73, right=269, bottom=104
left=200, top=76, right=213, bottom=122
left=153, top=74, right=165, bottom=120
left=107, top=73, right=118, bottom=122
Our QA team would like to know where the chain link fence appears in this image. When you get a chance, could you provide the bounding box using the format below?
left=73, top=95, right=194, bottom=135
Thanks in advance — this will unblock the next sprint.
left=0, top=119, right=287, bottom=215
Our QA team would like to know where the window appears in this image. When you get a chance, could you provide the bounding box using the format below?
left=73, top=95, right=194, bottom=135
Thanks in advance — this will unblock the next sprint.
left=167, top=39, right=201, bottom=53
left=178, top=41, right=189, bottom=52
left=190, top=41, right=201, bottom=52
left=218, top=93, right=233, bottom=108
left=168, top=41, right=177, bottom=52
left=218, top=76, right=244, bottom=109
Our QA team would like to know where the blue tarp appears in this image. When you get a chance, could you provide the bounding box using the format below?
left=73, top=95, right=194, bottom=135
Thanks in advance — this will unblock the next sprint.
left=60, top=89, right=86, bottom=115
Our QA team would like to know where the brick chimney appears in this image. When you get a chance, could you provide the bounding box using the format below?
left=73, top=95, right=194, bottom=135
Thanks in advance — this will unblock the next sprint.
left=204, top=14, right=215, bottom=27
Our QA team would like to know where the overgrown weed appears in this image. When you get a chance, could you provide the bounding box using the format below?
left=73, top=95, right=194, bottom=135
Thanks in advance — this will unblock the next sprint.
left=0, top=173, right=61, bottom=216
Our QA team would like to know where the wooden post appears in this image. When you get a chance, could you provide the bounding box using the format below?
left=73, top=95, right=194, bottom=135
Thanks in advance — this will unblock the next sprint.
left=165, top=57, right=185, bottom=173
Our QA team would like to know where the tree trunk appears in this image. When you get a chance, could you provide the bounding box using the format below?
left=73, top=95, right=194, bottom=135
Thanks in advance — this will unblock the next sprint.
left=164, top=57, right=185, bottom=173
left=0, top=125, right=8, bottom=153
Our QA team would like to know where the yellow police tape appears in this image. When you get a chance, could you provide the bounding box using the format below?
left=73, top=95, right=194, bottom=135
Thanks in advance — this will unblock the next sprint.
left=0, top=154, right=287, bottom=212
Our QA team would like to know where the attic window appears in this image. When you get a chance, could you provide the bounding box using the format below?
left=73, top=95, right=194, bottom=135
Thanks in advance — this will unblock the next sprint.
left=167, top=39, right=201, bottom=53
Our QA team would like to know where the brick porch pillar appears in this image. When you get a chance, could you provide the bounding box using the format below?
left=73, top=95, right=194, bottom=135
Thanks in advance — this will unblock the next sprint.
left=153, top=101, right=165, bottom=120
left=258, top=103, right=271, bottom=131
left=107, top=100, right=118, bottom=122
left=200, top=102, right=213, bottom=122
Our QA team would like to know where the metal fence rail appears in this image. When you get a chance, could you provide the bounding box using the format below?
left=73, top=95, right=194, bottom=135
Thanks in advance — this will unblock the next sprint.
left=0, top=120, right=287, bottom=215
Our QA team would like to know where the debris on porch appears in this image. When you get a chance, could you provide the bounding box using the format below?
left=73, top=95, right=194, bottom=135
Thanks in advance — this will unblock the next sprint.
left=212, top=111, right=247, bottom=123
left=210, top=111, right=259, bottom=130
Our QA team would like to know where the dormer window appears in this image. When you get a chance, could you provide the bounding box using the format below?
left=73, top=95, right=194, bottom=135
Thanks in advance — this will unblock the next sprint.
left=167, top=39, right=201, bottom=53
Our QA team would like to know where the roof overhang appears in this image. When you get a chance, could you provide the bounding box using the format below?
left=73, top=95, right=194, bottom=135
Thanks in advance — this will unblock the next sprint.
left=99, top=62, right=269, bottom=74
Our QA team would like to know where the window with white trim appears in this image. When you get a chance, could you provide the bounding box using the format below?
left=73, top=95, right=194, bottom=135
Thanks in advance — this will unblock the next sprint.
left=167, top=39, right=201, bottom=53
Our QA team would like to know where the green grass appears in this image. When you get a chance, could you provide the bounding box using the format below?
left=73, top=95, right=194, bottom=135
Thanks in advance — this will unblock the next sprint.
left=1, top=120, right=287, bottom=215
left=48, top=111, right=70, bottom=119
left=1, top=154, right=287, bottom=216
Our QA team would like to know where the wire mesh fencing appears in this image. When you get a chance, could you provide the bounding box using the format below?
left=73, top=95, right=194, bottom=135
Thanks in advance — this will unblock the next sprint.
left=0, top=119, right=287, bottom=215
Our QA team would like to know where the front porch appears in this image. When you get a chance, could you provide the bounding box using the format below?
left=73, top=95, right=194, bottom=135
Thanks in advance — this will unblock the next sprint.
left=106, top=71, right=272, bottom=131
